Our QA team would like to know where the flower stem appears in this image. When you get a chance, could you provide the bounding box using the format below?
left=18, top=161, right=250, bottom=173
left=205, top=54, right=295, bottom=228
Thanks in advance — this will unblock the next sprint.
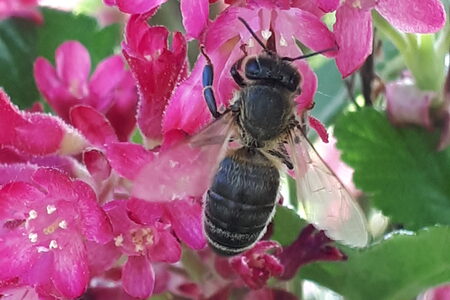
left=372, top=10, right=445, bottom=92
left=371, top=11, right=407, bottom=51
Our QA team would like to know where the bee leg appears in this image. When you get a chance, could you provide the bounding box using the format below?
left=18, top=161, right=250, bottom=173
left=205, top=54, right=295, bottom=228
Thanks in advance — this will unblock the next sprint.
left=200, top=46, right=221, bottom=119
left=230, top=44, right=248, bottom=87
left=268, top=149, right=294, bottom=170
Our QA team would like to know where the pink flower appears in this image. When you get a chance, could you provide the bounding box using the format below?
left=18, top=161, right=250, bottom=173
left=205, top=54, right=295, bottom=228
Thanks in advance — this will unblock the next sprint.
left=103, top=0, right=209, bottom=39
left=386, top=77, right=435, bottom=129
left=229, top=241, right=284, bottom=289
left=122, top=12, right=188, bottom=145
left=0, top=89, right=87, bottom=156
left=0, top=0, right=42, bottom=23
left=244, top=288, right=297, bottom=300
left=419, top=284, right=450, bottom=300
left=163, top=1, right=335, bottom=140
left=34, top=41, right=138, bottom=141
left=0, top=167, right=113, bottom=298
left=99, top=200, right=182, bottom=298
left=277, top=224, right=346, bottom=280
left=330, top=0, right=446, bottom=77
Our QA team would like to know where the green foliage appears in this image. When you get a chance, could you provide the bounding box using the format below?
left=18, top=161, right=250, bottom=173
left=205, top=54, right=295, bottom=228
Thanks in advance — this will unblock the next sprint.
left=272, top=206, right=306, bottom=246
left=36, top=8, right=120, bottom=67
left=0, top=18, right=38, bottom=108
left=0, top=8, right=120, bottom=108
left=334, top=108, right=450, bottom=230
left=301, top=226, right=450, bottom=300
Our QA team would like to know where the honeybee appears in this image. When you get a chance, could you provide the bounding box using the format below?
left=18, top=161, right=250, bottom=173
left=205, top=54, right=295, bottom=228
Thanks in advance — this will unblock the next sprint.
left=133, top=18, right=368, bottom=256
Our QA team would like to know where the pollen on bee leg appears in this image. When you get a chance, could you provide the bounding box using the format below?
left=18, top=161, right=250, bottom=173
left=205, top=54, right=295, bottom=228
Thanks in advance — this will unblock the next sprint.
left=28, top=232, right=38, bottom=243
left=46, top=205, right=57, bottom=215
left=114, top=234, right=124, bottom=247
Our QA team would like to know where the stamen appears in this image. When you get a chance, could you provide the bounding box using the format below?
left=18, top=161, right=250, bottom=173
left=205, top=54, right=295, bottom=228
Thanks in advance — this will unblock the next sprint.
left=46, top=205, right=57, bottom=215
left=58, top=220, right=68, bottom=229
left=37, top=246, right=49, bottom=253
left=28, top=210, right=38, bottom=219
left=280, top=35, right=288, bottom=47
left=28, top=232, right=38, bottom=243
left=114, top=234, right=124, bottom=247
left=49, top=240, right=58, bottom=249
left=261, top=30, right=272, bottom=40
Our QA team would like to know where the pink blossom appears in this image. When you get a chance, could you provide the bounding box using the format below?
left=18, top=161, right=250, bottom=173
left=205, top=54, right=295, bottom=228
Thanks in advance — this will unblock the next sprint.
left=244, top=288, right=297, bottom=300
left=229, top=241, right=284, bottom=289
left=99, top=200, right=182, bottom=298
left=419, top=284, right=450, bottom=300
left=123, top=12, right=188, bottom=145
left=0, top=89, right=87, bottom=156
left=0, top=168, right=113, bottom=298
left=386, top=78, right=435, bottom=129
left=0, top=0, right=42, bottom=23
left=331, top=0, right=446, bottom=77
left=34, top=41, right=138, bottom=141
left=163, top=1, right=335, bottom=140
left=277, top=224, right=346, bottom=280
left=128, top=197, right=206, bottom=250
left=103, top=0, right=210, bottom=39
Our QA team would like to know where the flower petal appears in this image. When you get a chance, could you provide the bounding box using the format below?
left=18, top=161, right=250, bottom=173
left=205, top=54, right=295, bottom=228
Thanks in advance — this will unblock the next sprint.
left=116, top=0, right=166, bottom=14
left=0, top=233, right=37, bottom=280
left=52, top=235, right=89, bottom=298
left=147, top=229, right=181, bottom=263
left=316, top=0, right=339, bottom=12
left=166, top=199, right=206, bottom=250
left=88, top=55, right=128, bottom=111
left=127, top=198, right=164, bottom=225
left=55, top=41, right=90, bottom=99
left=105, top=142, right=154, bottom=180
left=83, top=149, right=112, bottom=182
left=122, top=256, right=154, bottom=298
left=70, top=105, right=119, bottom=147
left=73, top=180, right=113, bottom=244
left=386, top=79, right=434, bottom=129
left=334, top=4, right=373, bottom=77
left=34, top=57, right=76, bottom=121
left=181, top=0, right=209, bottom=39
left=277, top=8, right=337, bottom=57
left=0, top=89, right=86, bottom=155
left=376, top=0, right=446, bottom=33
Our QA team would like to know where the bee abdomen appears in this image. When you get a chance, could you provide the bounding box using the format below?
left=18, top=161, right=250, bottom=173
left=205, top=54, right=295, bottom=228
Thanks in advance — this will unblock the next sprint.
left=203, top=148, right=280, bottom=256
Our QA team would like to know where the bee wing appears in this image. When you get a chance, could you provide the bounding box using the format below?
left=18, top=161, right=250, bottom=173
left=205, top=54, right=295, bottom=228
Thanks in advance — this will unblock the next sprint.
left=132, top=113, right=235, bottom=202
left=286, top=128, right=369, bottom=247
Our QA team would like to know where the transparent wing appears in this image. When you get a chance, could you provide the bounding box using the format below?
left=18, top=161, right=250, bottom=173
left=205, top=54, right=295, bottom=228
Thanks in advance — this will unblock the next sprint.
left=286, top=127, right=369, bottom=247
left=132, top=113, right=235, bottom=202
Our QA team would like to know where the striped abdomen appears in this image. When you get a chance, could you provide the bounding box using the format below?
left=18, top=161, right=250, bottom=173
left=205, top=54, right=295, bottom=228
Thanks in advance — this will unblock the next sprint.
left=203, top=148, right=280, bottom=256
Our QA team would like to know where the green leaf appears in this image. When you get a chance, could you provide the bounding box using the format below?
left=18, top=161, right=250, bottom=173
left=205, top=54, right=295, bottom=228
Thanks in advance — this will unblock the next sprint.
left=36, top=8, right=120, bottom=67
left=272, top=206, right=307, bottom=246
left=311, top=60, right=348, bottom=126
left=0, top=18, right=38, bottom=108
left=334, top=108, right=450, bottom=229
left=301, top=226, right=450, bottom=300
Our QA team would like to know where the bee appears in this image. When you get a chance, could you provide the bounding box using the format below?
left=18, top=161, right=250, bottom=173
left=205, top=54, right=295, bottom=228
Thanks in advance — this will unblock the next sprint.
left=132, top=18, right=368, bottom=256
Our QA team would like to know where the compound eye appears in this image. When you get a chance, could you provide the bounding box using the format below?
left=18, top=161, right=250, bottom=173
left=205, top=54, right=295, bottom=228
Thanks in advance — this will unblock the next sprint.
left=245, top=59, right=261, bottom=76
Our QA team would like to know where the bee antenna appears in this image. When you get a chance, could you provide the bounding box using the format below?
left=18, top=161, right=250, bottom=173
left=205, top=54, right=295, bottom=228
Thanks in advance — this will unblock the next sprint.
left=238, top=17, right=268, bottom=51
left=281, top=47, right=337, bottom=62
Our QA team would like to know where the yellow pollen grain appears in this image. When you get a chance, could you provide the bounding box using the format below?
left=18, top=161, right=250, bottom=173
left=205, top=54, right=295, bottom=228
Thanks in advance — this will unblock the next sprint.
left=43, top=222, right=58, bottom=235
left=114, top=234, right=124, bottom=247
